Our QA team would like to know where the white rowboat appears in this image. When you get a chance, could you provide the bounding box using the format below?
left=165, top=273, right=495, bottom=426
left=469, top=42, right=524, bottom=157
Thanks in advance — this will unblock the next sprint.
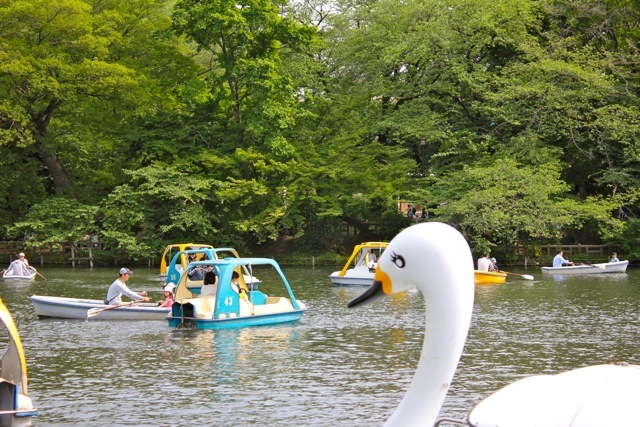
left=2, top=266, right=37, bottom=282
left=29, top=295, right=170, bottom=320
left=541, top=260, right=629, bottom=275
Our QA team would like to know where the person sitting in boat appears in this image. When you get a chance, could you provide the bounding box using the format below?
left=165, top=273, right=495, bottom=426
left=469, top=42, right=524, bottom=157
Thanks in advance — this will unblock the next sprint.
left=105, top=268, right=149, bottom=306
left=552, top=250, right=574, bottom=267
left=187, top=263, right=204, bottom=281
left=490, top=257, right=499, bottom=272
left=201, top=267, right=217, bottom=296
left=477, top=253, right=492, bottom=272
left=230, top=271, right=248, bottom=300
left=157, top=282, right=176, bottom=308
left=7, top=253, right=30, bottom=276
left=367, top=250, right=378, bottom=272
left=610, top=252, right=619, bottom=263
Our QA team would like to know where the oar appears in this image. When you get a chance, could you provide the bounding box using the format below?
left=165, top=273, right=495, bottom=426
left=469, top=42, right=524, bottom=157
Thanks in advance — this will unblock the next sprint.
left=32, top=268, right=47, bottom=281
left=584, top=263, right=606, bottom=270
left=87, top=301, right=137, bottom=318
left=500, top=271, right=535, bottom=280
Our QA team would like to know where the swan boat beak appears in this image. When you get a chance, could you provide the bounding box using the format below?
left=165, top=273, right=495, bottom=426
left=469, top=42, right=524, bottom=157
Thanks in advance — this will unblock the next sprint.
left=348, top=268, right=391, bottom=308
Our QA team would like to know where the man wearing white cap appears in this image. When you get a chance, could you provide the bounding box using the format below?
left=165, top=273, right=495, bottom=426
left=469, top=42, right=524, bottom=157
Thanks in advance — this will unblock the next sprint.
left=105, top=268, right=149, bottom=306
left=7, top=253, right=30, bottom=276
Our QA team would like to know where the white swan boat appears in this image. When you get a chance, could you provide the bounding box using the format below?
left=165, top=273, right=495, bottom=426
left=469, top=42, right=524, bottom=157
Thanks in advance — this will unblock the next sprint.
left=541, top=260, right=628, bottom=275
left=29, top=295, right=170, bottom=320
left=329, top=241, right=388, bottom=286
left=348, top=222, right=640, bottom=427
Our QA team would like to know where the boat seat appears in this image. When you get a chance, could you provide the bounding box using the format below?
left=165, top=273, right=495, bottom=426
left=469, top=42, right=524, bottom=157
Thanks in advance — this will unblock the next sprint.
left=247, top=291, right=267, bottom=305
left=190, top=297, right=214, bottom=319
left=253, top=297, right=293, bottom=315
left=200, top=284, right=217, bottom=296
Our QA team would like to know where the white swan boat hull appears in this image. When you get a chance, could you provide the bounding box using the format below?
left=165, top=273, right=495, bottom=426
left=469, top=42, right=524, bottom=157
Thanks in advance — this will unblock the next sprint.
left=541, top=260, right=628, bottom=275
left=30, top=295, right=170, bottom=320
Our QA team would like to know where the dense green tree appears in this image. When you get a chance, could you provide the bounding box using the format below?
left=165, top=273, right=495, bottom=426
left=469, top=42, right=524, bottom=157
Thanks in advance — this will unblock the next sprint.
left=2, top=0, right=640, bottom=261
left=0, top=0, right=197, bottom=194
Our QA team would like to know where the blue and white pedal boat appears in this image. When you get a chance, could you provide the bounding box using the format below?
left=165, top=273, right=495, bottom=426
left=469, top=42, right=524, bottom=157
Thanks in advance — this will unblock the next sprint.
left=167, top=257, right=306, bottom=329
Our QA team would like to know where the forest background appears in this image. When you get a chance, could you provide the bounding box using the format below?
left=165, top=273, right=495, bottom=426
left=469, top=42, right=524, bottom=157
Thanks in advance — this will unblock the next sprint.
left=1, top=0, right=639, bottom=265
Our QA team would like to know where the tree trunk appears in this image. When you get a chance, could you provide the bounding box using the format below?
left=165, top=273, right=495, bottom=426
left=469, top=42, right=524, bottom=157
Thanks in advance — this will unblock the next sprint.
left=32, top=99, right=74, bottom=193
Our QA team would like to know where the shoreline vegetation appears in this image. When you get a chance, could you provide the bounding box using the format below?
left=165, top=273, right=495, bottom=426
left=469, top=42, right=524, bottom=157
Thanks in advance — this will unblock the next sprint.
left=0, top=241, right=619, bottom=268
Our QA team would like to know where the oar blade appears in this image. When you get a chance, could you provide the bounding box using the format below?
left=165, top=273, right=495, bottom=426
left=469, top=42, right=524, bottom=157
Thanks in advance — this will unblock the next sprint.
left=86, top=308, right=103, bottom=318
left=521, top=274, right=535, bottom=280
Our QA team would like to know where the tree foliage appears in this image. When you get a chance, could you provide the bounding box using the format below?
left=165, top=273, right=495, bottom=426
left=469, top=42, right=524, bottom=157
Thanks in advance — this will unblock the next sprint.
left=2, top=0, right=640, bottom=261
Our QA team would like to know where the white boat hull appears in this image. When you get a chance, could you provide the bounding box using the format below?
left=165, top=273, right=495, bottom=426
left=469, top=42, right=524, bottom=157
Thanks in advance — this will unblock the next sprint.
left=541, top=260, right=629, bottom=275
left=30, top=295, right=170, bottom=320
left=329, top=266, right=375, bottom=286
left=3, top=267, right=36, bottom=282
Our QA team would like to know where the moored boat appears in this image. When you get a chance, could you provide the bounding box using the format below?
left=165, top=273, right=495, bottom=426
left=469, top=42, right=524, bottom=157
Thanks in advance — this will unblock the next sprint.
left=29, top=295, right=170, bottom=320
left=0, top=298, right=37, bottom=425
left=329, top=242, right=388, bottom=286
left=167, top=257, right=306, bottom=329
left=2, top=266, right=37, bottom=282
left=541, top=260, right=629, bottom=275
left=474, top=270, right=507, bottom=285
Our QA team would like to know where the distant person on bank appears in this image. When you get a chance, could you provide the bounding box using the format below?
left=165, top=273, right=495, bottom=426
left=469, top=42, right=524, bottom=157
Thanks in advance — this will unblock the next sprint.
left=105, top=268, right=149, bottom=306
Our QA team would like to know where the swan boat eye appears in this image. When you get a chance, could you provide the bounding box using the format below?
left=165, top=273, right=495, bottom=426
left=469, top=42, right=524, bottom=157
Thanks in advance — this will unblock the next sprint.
left=390, top=252, right=405, bottom=268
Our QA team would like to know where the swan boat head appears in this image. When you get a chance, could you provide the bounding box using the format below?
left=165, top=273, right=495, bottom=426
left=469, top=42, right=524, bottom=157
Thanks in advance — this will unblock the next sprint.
left=349, top=222, right=475, bottom=427
left=349, top=222, right=640, bottom=427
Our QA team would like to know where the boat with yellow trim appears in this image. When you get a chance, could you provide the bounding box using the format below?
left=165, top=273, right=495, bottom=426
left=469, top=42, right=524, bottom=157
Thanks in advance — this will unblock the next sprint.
left=329, top=242, right=389, bottom=286
left=474, top=270, right=507, bottom=285
left=0, top=298, right=37, bottom=425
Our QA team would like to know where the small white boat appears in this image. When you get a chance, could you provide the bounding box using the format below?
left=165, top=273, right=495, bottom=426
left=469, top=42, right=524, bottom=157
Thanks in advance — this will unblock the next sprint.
left=541, top=260, right=629, bottom=275
left=0, top=298, right=37, bottom=425
left=2, top=266, right=37, bottom=282
left=329, top=242, right=388, bottom=286
left=29, top=295, right=170, bottom=320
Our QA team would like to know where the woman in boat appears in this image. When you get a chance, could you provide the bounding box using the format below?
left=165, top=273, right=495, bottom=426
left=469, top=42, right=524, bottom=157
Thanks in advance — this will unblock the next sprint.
left=105, top=268, right=149, bottom=305
left=490, top=257, right=499, bottom=272
left=201, top=266, right=217, bottom=296
left=157, top=282, right=176, bottom=307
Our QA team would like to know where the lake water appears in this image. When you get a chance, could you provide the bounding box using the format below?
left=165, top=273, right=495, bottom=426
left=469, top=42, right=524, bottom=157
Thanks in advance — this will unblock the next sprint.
left=1, top=264, right=639, bottom=426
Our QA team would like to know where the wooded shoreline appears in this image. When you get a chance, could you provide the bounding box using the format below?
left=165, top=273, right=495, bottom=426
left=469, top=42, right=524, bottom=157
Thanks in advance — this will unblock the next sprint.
left=0, top=240, right=619, bottom=267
